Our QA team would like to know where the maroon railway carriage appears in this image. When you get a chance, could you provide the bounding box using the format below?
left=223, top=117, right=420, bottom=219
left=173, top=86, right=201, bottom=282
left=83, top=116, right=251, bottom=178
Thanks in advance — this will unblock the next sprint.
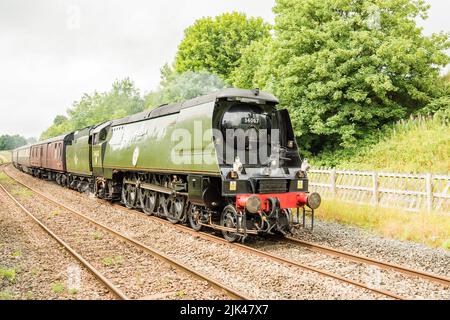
left=28, top=133, right=72, bottom=178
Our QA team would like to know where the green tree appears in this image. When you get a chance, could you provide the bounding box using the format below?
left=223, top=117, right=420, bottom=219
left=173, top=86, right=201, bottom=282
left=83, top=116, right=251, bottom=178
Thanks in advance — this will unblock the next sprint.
left=26, top=137, right=37, bottom=144
left=41, top=78, right=144, bottom=140
left=230, top=40, right=272, bottom=89
left=144, top=66, right=227, bottom=109
left=0, top=134, right=27, bottom=150
left=40, top=116, right=74, bottom=140
left=53, top=115, right=68, bottom=126
left=237, top=0, right=449, bottom=154
left=174, top=12, right=271, bottom=82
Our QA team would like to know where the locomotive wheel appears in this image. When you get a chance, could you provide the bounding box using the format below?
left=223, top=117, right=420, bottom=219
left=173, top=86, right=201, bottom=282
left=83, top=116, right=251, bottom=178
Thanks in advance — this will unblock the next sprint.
left=166, top=196, right=185, bottom=224
left=188, top=204, right=202, bottom=231
left=157, top=193, right=169, bottom=216
left=122, top=184, right=137, bottom=209
left=139, top=189, right=158, bottom=215
left=78, top=181, right=90, bottom=193
left=220, top=205, right=241, bottom=243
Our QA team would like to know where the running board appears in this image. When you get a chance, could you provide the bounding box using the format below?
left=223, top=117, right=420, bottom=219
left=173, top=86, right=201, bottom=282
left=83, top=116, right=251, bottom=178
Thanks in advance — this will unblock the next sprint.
left=123, top=179, right=188, bottom=197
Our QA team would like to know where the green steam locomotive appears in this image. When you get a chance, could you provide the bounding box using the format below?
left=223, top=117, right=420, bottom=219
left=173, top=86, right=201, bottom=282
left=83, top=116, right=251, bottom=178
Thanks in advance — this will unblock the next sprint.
left=13, top=88, right=320, bottom=242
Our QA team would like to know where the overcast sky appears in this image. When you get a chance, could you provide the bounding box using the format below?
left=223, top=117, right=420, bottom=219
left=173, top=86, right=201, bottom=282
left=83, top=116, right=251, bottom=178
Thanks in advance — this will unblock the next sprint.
left=0, top=0, right=448, bottom=138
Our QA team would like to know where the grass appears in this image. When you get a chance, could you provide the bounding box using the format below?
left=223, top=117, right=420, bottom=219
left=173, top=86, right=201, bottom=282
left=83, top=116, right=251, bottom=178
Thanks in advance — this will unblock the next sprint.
left=10, top=186, right=33, bottom=198
left=0, top=291, right=14, bottom=300
left=101, top=256, right=124, bottom=266
left=91, top=231, right=104, bottom=240
left=0, top=268, right=16, bottom=283
left=68, top=288, right=79, bottom=295
left=49, top=210, right=60, bottom=218
left=26, top=291, right=34, bottom=300
left=0, top=151, right=11, bottom=164
left=340, top=115, right=449, bottom=174
left=11, top=249, right=22, bottom=258
left=51, top=281, right=65, bottom=294
left=175, top=290, right=186, bottom=298
left=316, top=199, right=450, bottom=249
left=0, top=172, right=13, bottom=184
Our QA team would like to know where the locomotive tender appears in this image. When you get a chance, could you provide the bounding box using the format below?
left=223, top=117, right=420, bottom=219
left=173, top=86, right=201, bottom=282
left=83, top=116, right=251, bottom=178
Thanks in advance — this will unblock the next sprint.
left=12, top=88, right=320, bottom=242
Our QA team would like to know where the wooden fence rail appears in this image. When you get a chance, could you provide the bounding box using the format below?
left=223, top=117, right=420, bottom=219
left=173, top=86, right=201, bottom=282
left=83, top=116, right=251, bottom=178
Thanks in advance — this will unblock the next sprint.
left=308, top=168, right=450, bottom=213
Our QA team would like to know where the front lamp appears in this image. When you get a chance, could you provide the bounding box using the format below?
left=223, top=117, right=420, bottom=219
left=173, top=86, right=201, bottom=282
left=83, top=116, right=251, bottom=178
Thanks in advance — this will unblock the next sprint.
left=307, top=192, right=321, bottom=210
left=246, top=195, right=262, bottom=214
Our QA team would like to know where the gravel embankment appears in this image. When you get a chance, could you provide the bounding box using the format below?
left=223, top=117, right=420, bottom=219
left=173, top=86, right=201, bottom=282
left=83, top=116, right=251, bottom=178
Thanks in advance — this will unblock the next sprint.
left=0, top=176, right=227, bottom=300
left=251, top=239, right=449, bottom=300
left=0, top=187, right=114, bottom=300
left=291, top=221, right=450, bottom=278
left=4, top=168, right=403, bottom=300
left=6, top=166, right=450, bottom=299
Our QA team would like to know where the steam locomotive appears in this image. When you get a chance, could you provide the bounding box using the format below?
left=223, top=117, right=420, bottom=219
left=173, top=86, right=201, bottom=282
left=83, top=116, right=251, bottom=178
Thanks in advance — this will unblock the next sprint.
left=12, top=88, right=320, bottom=242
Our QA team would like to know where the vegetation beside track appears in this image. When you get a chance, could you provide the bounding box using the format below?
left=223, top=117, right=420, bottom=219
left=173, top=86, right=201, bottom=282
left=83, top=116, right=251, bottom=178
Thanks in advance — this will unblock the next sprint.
left=312, top=115, right=450, bottom=174
left=0, top=151, right=11, bottom=164
left=316, top=199, right=450, bottom=250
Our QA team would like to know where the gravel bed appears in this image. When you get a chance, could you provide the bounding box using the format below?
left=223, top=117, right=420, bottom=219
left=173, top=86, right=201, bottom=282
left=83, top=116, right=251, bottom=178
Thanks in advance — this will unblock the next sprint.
left=250, top=239, right=450, bottom=300
left=0, top=176, right=227, bottom=300
left=9, top=166, right=450, bottom=299
left=290, top=221, right=450, bottom=278
left=0, top=186, right=114, bottom=300
left=5, top=168, right=394, bottom=300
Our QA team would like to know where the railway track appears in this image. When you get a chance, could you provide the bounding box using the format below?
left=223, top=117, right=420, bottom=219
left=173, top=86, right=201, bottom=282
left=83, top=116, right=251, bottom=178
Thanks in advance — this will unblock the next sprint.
left=5, top=165, right=450, bottom=299
left=3, top=166, right=404, bottom=299
left=0, top=166, right=249, bottom=300
left=140, top=214, right=450, bottom=299
left=0, top=181, right=128, bottom=300
left=283, top=236, right=450, bottom=287
left=119, top=208, right=407, bottom=300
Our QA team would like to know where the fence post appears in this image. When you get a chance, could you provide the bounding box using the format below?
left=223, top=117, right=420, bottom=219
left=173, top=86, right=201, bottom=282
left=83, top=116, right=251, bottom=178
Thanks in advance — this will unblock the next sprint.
left=330, top=168, right=336, bottom=198
left=372, top=171, right=378, bottom=205
left=426, top=173, right=433, bottom=213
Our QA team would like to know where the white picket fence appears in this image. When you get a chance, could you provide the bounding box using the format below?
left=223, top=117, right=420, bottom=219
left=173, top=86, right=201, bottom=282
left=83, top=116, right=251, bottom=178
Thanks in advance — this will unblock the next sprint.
left=308, top=168, right=450, bottom=213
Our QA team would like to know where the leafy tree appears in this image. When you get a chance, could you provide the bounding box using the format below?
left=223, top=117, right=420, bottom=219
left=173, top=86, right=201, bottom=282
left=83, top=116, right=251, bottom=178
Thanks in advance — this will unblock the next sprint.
left=41, top=78, right=144, bottom=140
left=144, top=66, right=227, bottom=109
left=236, top=0, right=449, bottom=154
left=0, top=134, right=27, bottom=150
left=230, top=40, right=273, bottom=89
left=174, top=12, right=271, bottom=82
left=68, top=78, right=144, bottom=130
left=26, top=137, right=37, bottom=144
left=443, top=71, right=450, bottom=83
left=40, top=117, right=74, bottom=140
left=53, top=115, right=68, bottom=126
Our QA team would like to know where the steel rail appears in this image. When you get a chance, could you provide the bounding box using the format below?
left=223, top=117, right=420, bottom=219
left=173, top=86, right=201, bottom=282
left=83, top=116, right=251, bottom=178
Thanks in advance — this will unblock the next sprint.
left=284, top=236, right=450, bottom=287
left=0, top=182, right=128, bottom=300
left=7, top=163, right=403, bottom=300
left=110, top=203, right=406, bottom=300
left=3, top=167, right=249, bottom=300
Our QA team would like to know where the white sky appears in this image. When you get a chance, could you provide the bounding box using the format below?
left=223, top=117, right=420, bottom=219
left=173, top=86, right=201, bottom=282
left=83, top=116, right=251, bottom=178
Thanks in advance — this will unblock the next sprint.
left=0, top=0, right=448, bottom=138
